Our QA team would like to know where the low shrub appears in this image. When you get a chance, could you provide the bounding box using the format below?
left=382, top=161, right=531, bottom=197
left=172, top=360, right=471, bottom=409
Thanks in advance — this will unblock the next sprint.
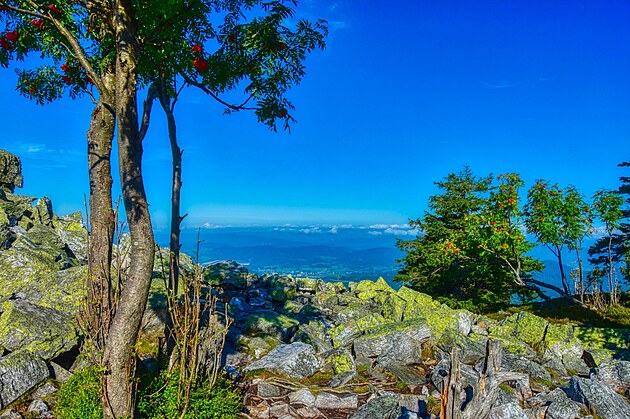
left=137, top=370, right=242, bottom=419
left=53, top=366, right=102, bottom=419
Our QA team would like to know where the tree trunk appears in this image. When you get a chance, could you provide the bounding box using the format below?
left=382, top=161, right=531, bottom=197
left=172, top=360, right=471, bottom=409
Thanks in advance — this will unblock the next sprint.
left=557, top=246, right=570, bottom=295
left=524, top=277, right=585, bottom=306
left=574, top=246, right=585, bottom=303
left=157, top=83, right=182, bottom=297
left=157, top=82, right=183, bottom=361
left=102, top=2, right=154, bottom=417
left=86, top=72, right=116, bottom=354
left=607, top=235, right=616, bottom=305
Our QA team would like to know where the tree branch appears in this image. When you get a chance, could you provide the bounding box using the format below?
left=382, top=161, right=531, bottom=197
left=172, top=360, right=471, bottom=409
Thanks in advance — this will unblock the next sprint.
left=139, top=85, right=158, bottom=142
left=2, top=2, right=46, bottom=18
left=21, top=0, right=111, bottom=97
left=183, top=74, right=257, bottom=111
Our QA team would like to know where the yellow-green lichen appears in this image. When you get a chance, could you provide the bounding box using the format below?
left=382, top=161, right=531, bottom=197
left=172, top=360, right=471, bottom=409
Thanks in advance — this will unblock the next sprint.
left=355, top=277, right=394, bottom=300
left=329, top=350, right=355, bottom=375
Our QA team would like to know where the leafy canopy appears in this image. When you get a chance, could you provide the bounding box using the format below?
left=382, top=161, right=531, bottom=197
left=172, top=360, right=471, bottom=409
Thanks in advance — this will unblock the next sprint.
left=0, top=0, right=327, bottom=129
left=396, top=166, right=540, bottom=311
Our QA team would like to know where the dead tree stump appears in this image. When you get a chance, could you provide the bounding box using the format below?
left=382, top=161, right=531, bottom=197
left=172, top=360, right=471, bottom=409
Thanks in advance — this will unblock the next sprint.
left=440, top=339, right=529, bottom=419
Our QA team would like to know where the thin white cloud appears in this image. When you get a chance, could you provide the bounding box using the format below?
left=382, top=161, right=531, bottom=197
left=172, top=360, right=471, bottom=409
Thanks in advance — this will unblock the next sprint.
left=329, top=20, right=349, bottom=31
left=384, top=228, right=416, bottom=236
left=300, top=227, right=322, bottom=234
left=201, top=223, right=230, bottom=229
left=482, top=80, right=516, bottom=89
left=26, top=144, right=46, bottom=153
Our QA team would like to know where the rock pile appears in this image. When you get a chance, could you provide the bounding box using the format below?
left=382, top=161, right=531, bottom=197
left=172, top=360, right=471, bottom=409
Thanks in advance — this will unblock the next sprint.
left=0, top=150, right=85, bottom=414
left=209, top=262, right=630, bottom=418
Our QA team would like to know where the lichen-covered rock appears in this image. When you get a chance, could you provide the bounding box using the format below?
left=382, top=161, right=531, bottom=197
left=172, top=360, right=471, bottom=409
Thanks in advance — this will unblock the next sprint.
left=502, top=352, right=552, bottom=383
left=0, top=150, right=23, bottom=193
left=435, top=332, right=488, bottom=365
left=488, top=311, right=584, bottom=366
left=296, top=277, right=319, bottom=293
left=244, top=342, right=321, bottom=379
left=55, top=212, right=87, bottom=262
left=0, top=350, right=48, bottom=409
left=528, top=388, right=583, bottom=419
left=334, top=302, right=379, bottom=324
left=574, top=327, right=630, bottom=363
left=238, top=335, right=275, bottom=359
left=315, top=392, right=358, bottom=410
left=269, top=286, right=296, bottom=302
left=394, top=286, right=465, bottom=340
left=0, top=225, right=11, bottom=250
left=565, top=376, right=630, bottom=419
left=243, top=310, right=299, bottom=342
left=354, top=277, right=393, bottom=300
left=204, top=260, right=249, bottom=289
left=384, top=364, right=427, bottom=386
left=349, top=395, right=400, bottom=419
left=324, top=348, right=355, bottom=376
left=0, top=262, right=86, bottom=314
left=490, top=311, right=547, bottom=350
left=489, top=401, right=528, bottom=419
left=353, top=319, right=431, bottom=367
left=1, top=223, right=79, bottom=277
left=292, top=320, right=332, bottom=353
left=0, top=299, right=78, bottom=360
left=598, top=359, right=630, bottom=392
left=329, top=321, right=361, bottom=349
left=0, top=194, right=35, bottom=228
left=33, top=197, right=54, bottom=227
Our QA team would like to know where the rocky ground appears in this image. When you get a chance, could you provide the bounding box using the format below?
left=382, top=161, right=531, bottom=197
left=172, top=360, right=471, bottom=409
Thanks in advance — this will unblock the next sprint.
left=199, top=261, right=630, bottom=419
left=1, top=148, right=630, bottom=418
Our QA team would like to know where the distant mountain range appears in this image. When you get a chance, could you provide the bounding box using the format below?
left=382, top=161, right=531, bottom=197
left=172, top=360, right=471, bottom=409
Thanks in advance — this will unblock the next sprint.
left=154, top=225, right=618, bottom=290
left=155, top=225, right=408, bottom=283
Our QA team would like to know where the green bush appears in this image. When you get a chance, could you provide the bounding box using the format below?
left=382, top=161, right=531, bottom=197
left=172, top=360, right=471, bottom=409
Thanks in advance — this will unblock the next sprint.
left=53, top=366, right=103, bottom=419
left=137, top=370, right=242, bottom=419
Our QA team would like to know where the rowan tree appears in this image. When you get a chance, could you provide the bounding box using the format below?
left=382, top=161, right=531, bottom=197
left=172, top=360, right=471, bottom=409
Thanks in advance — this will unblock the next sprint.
left=469, top=173, right=544, bottom=302
left=588, top=189, right=624, bottom=304
left=523, top=180, right=591, bottom=304
left=396, top=167, right=533, bottom=311
left=1, top=1, right=326, bottom=416
left=1, top=1, right=118, bottom=354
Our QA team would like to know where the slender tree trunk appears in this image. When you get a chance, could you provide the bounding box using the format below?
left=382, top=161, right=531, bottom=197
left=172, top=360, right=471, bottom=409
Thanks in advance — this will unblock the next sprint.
left=556, top=246, right=570, bottom=295
left=86, top=71, right=116, bottom=354
left=574, top=246, right=585, bottom=304
left=157, top=82, right=183, bottom=362
left=157, top=83, right=182, bottom=297
left=102, top=2, right=155, bottom=417
left=608, top=235, right=616, bottom=305
left=524, top=277, right=585, bottom=306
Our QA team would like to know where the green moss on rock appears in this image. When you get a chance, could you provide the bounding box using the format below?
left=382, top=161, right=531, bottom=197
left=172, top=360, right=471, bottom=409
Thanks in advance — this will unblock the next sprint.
left=0, top=299, right=78, bottom=360
left=243, top=311, right=300, bottom=342
left=355, top=277, right=393, bottom=300
left=574, top=327, right=630, bottom=363
left=328, top=349, right=355, bottom=375
left=0, top=262, right=86, bottom=314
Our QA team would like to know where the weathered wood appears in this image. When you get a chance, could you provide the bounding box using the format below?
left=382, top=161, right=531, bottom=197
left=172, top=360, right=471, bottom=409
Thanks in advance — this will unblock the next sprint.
left=441, top=339, right=530, bottom=419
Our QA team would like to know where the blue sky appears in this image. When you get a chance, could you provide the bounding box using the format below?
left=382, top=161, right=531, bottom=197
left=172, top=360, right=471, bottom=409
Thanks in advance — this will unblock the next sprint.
left=1, top=0, right=629, bottom=230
